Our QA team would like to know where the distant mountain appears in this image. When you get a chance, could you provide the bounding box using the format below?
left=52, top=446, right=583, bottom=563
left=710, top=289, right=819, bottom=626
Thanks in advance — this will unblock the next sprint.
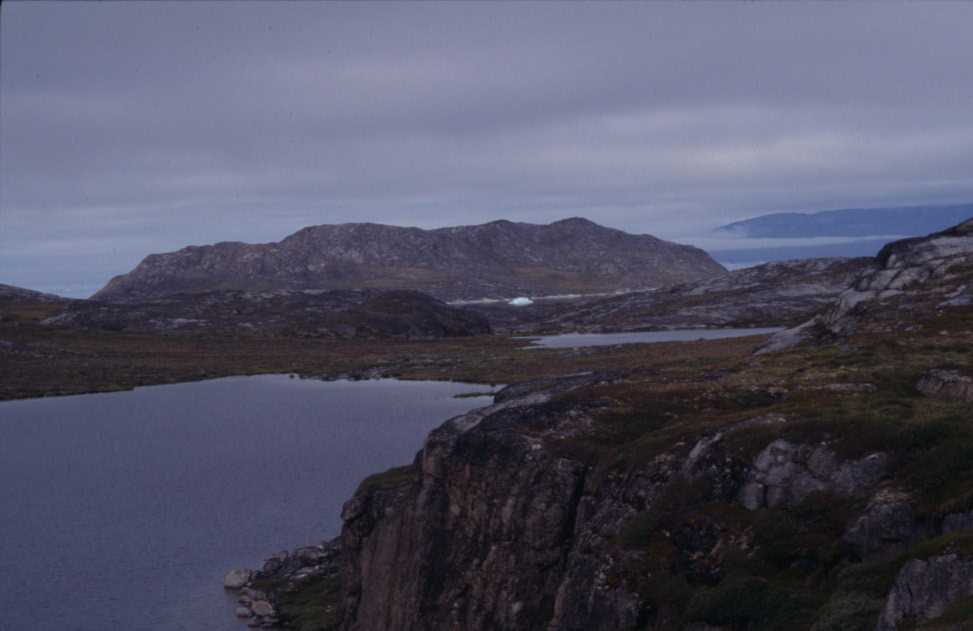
left=718, top=203, right=973, bottom=238
left=92, top=218, right=725, bottom=303
left=0, top=284, right=70, bottom=304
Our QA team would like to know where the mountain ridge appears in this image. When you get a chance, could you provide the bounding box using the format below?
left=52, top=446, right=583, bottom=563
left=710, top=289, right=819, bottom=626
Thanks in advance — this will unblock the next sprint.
left=92, top=218, right=725, bottom=303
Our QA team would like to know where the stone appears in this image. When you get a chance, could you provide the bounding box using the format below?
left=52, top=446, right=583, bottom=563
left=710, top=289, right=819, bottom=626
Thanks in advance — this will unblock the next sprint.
left=739, top=482, right=765, bottom=510
left=916, top=369, right=973, bottom=402
left=250, top=600, right=275, bottom=617
left=242, top=588, right=266, bottom=601
left=740, top=442, right=886, bottom=512
left=942, top=511, right=973, bottom=534
left=876, top=554, right=973, bottom=631
left=223, top=568, right=252, bottom=590
left=235, top=606, right=252, bottom=618
left=843, top=489, right=917, bottom=559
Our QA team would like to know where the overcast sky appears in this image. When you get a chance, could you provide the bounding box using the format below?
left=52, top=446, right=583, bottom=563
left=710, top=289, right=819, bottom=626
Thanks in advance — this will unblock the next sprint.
left=3, top=2, right=973, bottom=296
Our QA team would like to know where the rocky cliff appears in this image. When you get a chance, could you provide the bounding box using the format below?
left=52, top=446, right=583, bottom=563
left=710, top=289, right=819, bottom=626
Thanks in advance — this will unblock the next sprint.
left=91, top=218, right=725, bottom=303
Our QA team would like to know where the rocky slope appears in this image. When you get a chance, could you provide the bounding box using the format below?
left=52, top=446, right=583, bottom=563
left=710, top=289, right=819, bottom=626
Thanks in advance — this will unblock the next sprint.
left=91, top=218, right=724, bottom=303
left=762, top=218, right=973, bottom=353
left=227, top=221, right=973, bottom=631
left=41, top=289, right=491, bottom=339
left=502, top=257, right=875, bottom=334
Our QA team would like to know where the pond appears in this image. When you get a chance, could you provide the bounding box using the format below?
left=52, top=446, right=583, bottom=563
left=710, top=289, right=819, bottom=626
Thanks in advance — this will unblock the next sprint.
left=0, top=375, right=493, bottom=631
left=522, top=327, right=783, bottom=349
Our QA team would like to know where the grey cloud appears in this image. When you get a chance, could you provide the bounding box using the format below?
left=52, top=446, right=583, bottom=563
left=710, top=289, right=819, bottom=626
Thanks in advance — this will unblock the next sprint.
left=2, top=1, right=973, bottom=296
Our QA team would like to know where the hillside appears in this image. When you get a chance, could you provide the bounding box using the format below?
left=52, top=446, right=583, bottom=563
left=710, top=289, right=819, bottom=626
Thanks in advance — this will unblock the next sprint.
left=518, top=257, right=876, bottom=333
left=91, top=218, right=725, bottom=303
left=40, top=289, right=491, bottom=340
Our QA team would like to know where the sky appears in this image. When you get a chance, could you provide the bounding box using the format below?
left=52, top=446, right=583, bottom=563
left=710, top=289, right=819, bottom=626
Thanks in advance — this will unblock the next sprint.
left=3, top=2, right=973, bottom=297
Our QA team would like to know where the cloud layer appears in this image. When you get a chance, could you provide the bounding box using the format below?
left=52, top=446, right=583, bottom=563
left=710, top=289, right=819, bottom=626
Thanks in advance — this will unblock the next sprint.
left=3, top=2, right=973, bottom=295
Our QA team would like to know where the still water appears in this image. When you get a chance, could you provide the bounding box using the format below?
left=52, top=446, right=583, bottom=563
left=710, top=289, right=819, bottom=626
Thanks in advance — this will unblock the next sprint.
left=0, top=376, right=492, bottom=631
left=522, top=327, right=783, bottom=349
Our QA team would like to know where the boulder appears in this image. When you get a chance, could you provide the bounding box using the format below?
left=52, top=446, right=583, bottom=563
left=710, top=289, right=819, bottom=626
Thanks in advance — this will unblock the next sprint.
left=738, top=439, right=886, bottom=510
left=843, top=488, right=918, bottom=559
left=223, top=568, right=252, bottom=590
left=250, top=600, right=275, bottom=617
left=916, top=369, right=973, bottom=402
left=876, top=554, right=973, bottom=631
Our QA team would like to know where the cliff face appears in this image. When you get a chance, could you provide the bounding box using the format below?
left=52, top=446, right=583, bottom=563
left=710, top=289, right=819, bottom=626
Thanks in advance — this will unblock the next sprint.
left=232, top=221, right=973, bottom=631
left=91, top=218, right=725, bottom=303
left=339, top=377, right=621, bottom=631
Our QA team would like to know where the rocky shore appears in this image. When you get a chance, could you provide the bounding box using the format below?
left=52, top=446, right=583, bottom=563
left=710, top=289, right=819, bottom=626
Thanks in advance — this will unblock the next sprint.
left=224, top=542, right=342, bottom=629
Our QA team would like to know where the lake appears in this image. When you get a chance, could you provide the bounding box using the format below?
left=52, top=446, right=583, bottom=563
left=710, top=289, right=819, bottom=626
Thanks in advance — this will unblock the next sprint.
left=522, top=327, right=783, bottom=348
left=0, top=376, right=493, bottom=631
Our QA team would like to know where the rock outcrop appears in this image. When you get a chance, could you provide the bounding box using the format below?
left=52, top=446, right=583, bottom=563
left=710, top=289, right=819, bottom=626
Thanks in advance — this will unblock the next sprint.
left=737, top=439, right=886, bottom=511
left=761, top=218, right=973, bottom=352
left=92, top=218, right=724, bottom=303
left=876, top=554, right=973, bottom=631
left=917, top=369, right=973, bottom=403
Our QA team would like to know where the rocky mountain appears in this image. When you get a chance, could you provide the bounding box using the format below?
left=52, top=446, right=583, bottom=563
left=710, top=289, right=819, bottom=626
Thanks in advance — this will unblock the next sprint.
left=519, top=257, right=876, bottom=333
left=91, top=218, right=725, bottom=303
left=227, top=220, right=973, bottom=631
left=718, top=203, right=973, bottom=239
left=41, top=289, right=491, bottom=339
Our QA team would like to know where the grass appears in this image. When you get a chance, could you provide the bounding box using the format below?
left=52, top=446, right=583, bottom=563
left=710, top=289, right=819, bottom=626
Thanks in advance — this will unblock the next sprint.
left=275, top=574, right=342, bottom=631
left=358, top=465, right=415, bottom=493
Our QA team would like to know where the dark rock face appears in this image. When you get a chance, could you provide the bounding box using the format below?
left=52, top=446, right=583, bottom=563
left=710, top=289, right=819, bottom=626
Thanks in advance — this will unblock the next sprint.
left=42, top=289, right=491, bottom=339
left=339, top=386, right=603, bottom=631
left=525, top=257, right=874, bottom=333
left=91, top=218, right=725, bottom=303
left=876, top=554, right=973, bottom=631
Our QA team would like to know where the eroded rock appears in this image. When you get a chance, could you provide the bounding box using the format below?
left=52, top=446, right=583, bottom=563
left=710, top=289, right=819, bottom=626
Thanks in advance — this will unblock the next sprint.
left=738, top=439, right=886, bottom=510
left=917, top=369, right=973, bottom=402
left=876, top=554, right=973, bottom=631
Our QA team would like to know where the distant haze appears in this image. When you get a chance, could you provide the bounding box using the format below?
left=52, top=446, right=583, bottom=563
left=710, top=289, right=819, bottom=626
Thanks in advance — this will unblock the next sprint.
left=3, top=2, right=973, bottom=296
